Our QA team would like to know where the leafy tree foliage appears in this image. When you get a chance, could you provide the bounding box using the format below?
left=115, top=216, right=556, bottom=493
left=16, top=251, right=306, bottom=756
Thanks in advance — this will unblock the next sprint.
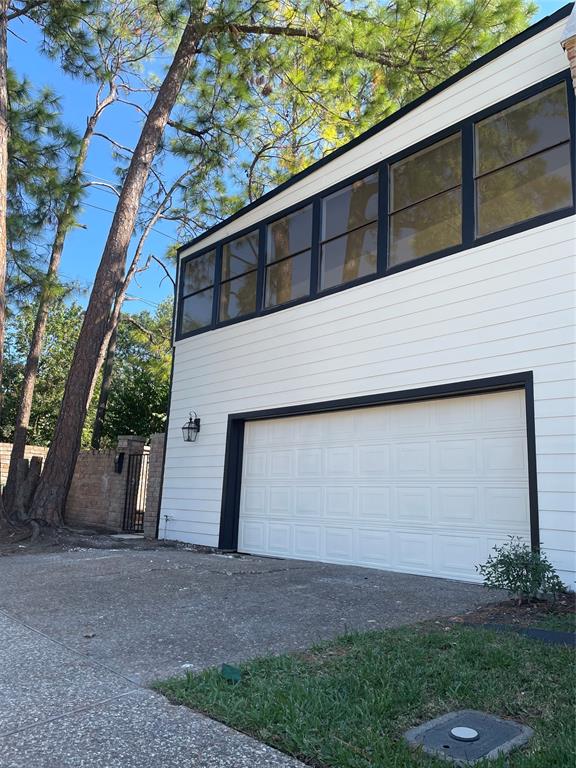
left=167, top=0, right=537, bottom=215
left=98, top=300, right=172, bottom=445
left=1, top=299, right=97, bottom=448
left=1, top=298, right=171, bottom=449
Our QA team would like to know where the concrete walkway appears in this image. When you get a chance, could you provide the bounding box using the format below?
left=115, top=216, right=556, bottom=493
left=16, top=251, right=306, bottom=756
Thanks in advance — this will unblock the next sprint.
left=0, top=548, right=498, bottom=767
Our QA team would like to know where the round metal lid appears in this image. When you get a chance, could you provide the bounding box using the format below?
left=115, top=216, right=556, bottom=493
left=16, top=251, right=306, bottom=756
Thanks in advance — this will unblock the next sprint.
left=450, top=726, right=480, bottom=742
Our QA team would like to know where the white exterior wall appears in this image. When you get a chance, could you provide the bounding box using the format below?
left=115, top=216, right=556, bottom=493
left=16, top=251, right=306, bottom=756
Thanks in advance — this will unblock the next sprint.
left=161, top=18, right=576, bottom=586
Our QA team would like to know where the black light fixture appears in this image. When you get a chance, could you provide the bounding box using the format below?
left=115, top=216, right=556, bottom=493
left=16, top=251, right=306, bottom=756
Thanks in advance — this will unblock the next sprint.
left=182, top=411, right=201, bottom=442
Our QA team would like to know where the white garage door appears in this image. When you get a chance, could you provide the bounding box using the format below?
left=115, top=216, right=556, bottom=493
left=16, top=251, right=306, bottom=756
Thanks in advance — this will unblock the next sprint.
left=238, top=390, right=531, bottom=581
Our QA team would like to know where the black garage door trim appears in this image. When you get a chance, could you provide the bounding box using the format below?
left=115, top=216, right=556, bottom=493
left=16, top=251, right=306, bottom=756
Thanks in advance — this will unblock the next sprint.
left=218, top=371, right=539, bottom=552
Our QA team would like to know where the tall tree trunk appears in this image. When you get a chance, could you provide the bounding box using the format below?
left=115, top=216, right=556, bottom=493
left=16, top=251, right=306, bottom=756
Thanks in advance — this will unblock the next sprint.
left=0, top=1, right=9, bottom=524
left=30, top=14, right=201, bottom=525
left=2, top=110, right=101, bottom=514
left=90, top=322, right=118, bottom=449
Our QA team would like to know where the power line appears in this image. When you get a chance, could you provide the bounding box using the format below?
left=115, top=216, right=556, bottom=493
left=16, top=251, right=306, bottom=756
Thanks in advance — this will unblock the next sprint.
left=126, top=295, right=163, bottom=307
left=80, top=200, right=179, bottom=241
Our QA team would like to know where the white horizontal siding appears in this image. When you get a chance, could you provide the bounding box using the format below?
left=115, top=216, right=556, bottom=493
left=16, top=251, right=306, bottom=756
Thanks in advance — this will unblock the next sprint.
left=162, top=215, right=576, bottom=585
left=179, top=19, right=568, bottom=260
left=162, top=19, right=576, bottom=585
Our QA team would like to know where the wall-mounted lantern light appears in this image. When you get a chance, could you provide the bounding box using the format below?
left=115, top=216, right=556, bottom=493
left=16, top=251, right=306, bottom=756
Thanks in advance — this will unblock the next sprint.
left=182, top=411, right=201, bottom=442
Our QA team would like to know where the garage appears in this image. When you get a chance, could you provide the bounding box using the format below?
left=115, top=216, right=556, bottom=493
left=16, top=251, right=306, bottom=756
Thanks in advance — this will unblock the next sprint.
left=237, top=389, right=531, bottom=581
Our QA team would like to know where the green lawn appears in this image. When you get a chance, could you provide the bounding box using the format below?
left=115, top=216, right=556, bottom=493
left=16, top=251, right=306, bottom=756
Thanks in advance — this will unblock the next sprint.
left=155, top=624, right=575, bottom=768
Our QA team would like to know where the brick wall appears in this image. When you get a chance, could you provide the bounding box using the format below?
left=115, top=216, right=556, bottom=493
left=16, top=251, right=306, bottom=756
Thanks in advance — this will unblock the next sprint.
left=143, top=432, right=165, bottom=538
left=1, top=435, right=164, bottom=536
left=65, top=449, right=127, bottom=531
left=0, top=443, right=48, bottom=489
left=65, top=436, right=147, bottom=532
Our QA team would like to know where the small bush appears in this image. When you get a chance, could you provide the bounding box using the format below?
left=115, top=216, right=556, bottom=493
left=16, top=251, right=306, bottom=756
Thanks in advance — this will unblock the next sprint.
left=477, top=536, right=566, bottom=604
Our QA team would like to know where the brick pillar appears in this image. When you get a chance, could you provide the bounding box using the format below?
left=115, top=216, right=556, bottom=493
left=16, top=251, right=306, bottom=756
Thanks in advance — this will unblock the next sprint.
left=117, top=435, right=147, bottom=456
left=143, top=432, right=165, bottom=539
left=561, top=7, right=576, bottom=93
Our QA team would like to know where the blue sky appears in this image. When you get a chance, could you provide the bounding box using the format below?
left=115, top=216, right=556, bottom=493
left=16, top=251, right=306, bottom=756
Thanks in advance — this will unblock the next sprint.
left=7, top=2, right=563, bottom=315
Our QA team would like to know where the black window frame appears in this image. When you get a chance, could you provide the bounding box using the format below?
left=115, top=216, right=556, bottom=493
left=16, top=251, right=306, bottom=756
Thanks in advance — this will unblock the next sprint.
left=318, top=171, right=380, bottom=293
left=217, top=228, right=261, bottom=325
left=473, top=82, right=573, bottom=238
left=176, top=246, right=217, bottom=336
left=175, top=70, right=575, bottom=342
left=264, top=204, right=314, bottom=309
left=388, top=131, right=463, bottom=269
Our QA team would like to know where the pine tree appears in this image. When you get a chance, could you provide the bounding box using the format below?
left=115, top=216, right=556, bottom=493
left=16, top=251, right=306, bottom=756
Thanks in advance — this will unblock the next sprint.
left=3, top=1, right=164, bottom=514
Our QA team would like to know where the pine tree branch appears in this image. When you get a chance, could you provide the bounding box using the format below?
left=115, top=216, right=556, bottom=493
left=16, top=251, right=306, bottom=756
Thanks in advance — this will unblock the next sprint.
left=229, top=22, right=396, bottom=68
left=149, top=253, right=175, bottom=287
left=6, top=0, right=47, bottom=21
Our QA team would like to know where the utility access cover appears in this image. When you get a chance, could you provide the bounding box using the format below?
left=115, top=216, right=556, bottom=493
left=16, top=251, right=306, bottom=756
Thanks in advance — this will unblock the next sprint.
left=404, top=709, right=533, bottom=765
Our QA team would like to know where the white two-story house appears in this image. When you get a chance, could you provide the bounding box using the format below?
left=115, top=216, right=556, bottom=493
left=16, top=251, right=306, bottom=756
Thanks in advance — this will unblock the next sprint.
left=159, top=4, right=576, bottom=586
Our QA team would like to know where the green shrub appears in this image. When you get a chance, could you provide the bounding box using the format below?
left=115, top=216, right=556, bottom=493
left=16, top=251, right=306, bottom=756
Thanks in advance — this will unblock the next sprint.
left=476, top=536, right=566, bottom=605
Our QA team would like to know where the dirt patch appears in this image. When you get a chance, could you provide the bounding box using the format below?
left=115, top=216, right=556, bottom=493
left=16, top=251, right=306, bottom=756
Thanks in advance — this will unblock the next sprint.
left=453, top=593, right=575, bottom=629
left=0, top=525, right=216, bottom=557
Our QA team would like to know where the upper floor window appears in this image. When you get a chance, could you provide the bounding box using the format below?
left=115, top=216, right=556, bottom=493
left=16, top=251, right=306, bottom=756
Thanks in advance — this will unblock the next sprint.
left=265, top=205, right=312, bottom=308
left=475, top=82, right=573, bottom=237
left=320, top=173, right=378, bottom=291
left=219, top=230, right=259, bottom=322
left=179, top=249, right=215, bottom=334
left=177, top=75, right=574, bottom=341
left=389, top=133, right=462, bottom=267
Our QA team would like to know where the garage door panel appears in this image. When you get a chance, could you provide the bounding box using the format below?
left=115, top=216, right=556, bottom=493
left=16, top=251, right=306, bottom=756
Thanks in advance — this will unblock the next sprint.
left=358, top=530, right=392, bottom=567
left=324, top=412, right=356, bottom=438
left=243, top=486, right=267, bottom=515
left=484, top=487, right=529, bottom=526
left=295, top=416, right=324, bottom=443
left=270, top=419, right=296, bottom=443
left=436, top=487, right=480, bottom=524
left=480, top=390, right=526, bottom=428
left=295, top=487, right=323, bottom=516
left=483, top=436, right=527, bottom=474
left=240, top=520, right=266, bottom=551
left=358, top=487, right=392, bottom=519
left=294, top=526, right=321, bottom=557
left=436, top=535, right=483, bottom=578
left=296, top=448, right=322, bottom=475
left=395, top=532, right=434, bottom=572
left=245, top=451, right=268, bottom=478
left=395, top=442, right=431, bottom=474
left=268, top=523, right=292, bottom=555
left=270, top=487, right=292, bottom=515
left=357, top=445, right=392, bottom=475
left=326, top=446, right=355, bottom=476
left=433, top=396, right=479, bottom=431
left=353, top=408, right=391, bottom=434
left=326, top=487, right=356, bottom=518
left=389, top=403, right=432, bottom=433
left=325, top=528, right=355, bottom=561
left=436, top=439, right=478, bottom=474
left=269, top=450, right=293, bottom=477
left=239, top=391, right=530, bottom=582
left=396, top=487, right=433, bottom=521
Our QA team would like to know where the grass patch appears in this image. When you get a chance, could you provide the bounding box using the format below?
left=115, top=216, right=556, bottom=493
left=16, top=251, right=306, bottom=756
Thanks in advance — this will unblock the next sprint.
left=155, top=624, right=574, bottom=768
left=529, top=611, right=575, bottom=633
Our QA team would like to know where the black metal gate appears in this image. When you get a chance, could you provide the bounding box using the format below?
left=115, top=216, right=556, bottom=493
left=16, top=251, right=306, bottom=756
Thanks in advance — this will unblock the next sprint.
left=123, top=452, right=149, bottom=533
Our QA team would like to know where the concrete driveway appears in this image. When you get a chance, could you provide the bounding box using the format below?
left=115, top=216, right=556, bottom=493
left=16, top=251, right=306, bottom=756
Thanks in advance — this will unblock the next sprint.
left=0, top=547, right=499, bottom=767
